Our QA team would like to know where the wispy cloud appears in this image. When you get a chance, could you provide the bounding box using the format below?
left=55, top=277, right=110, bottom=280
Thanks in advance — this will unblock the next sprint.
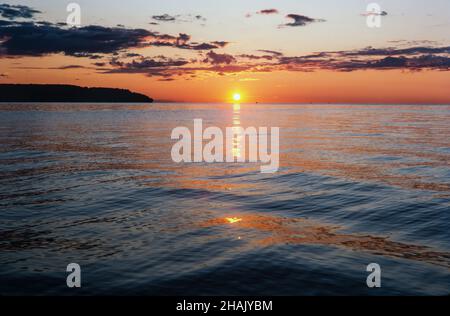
left=280, top=14, right=326, bottom=27
left=152, top=14, right=176, bottom=22
left=257, top=50, right=284, bottom=57
left=257, top=9, right=279, bottom=15
left=246, top=8, right=279, bottom=18
left=361, top=10, right=388, bottom=17
left=151, top=13, right=206, bottom=24
left=99, top=43, right=450, bottom=81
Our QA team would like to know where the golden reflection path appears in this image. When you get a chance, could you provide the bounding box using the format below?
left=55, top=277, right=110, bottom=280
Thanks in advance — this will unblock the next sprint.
left=199, top=213, right=450, bottom=269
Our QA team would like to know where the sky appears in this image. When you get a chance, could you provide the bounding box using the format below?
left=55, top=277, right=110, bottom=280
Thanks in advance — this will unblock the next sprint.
left=0, top=0, right=449, bottom=103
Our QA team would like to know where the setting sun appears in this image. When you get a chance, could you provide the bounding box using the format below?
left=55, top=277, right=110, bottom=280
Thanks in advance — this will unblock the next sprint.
left=233, top=93, right=241, bottom=102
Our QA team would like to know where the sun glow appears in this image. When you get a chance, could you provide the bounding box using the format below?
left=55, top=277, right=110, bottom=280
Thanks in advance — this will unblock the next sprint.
left=226, top=217, right=243, bottom=224
left=233, top=93, right=241, bottom=102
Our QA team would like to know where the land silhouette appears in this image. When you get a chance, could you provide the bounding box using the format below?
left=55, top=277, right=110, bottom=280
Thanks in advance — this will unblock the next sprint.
left=0, top=84, right=153, bottom=103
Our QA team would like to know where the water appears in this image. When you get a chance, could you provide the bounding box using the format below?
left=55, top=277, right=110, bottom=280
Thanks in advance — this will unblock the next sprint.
left=0, top=103, right=449, bottom=295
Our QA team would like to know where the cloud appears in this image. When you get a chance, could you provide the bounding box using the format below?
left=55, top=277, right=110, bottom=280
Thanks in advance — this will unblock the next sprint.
left=361, top=11, right=388, bottom=17
left=0, top=21, right=152, bottom=57
left=194, top=15, right=207, bottom=22
left=0, top=19, right=226, bottom=56
left=257, top=49, right=284, bottom=57
left=332, top=55, right=450, bottom=71
left=0, top=4, right=40, bottom=20
left=152, top=14, right=176, bottom=22
left=98, top=43, right=450, bottom=83
left=203, top=51, right=236, bottom=64
left=149, top=41, right=221, bottom=50
left=281, top=14, right=326, bottom=27
left=55, top=65, right=86, bottom=70
left=3, top=5, right=447, bottom=82
left=339, top=46, right=450, bottom=57
left=276, top=45, right=450, bottom=72
left=184, top=43, right=220, bottom=50
left=127, top=57, right=189, bottom=68
left=239, top=54, right=274, bottom=61
left=151, top=13, right=207, bottom=24
left=147, top=32, right=228, bottom=51
left=105, top=56, right=189, bottom=76
left=101, top=53, right=253, bottom=80
left=13, top=64, right=91, bottom=70
left=257, top=9, right=279, bottom=15
left=210, top=41, right=229, bottom=48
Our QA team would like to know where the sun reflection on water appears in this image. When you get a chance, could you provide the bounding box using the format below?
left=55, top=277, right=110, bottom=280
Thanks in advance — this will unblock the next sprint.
left=232, top=103, right=242, bottom=159
left=226, top=217, right=243, bottom=224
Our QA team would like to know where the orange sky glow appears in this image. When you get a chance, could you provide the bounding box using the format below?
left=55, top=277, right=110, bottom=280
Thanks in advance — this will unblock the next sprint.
left=1, top=0, right=449, bottom=104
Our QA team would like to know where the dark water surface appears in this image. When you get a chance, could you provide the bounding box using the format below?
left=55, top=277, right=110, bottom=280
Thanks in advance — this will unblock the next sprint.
left=0, top=103, right=449, bottom=295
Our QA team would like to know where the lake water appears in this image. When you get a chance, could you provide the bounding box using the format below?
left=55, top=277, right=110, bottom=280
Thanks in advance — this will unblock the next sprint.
left=0, top=103, right=449, bottom=295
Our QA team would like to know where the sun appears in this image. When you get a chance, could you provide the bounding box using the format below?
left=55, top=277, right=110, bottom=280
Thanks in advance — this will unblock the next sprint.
left=233, top=93, right=241, bottom=102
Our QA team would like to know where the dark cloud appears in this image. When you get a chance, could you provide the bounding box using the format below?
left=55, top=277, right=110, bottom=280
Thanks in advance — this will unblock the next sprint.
left=340, top=46, right=450, bottom=57
left=188, top=43, right=219, bottom=50
left=257, top=9, right=279, bottom=15
left=149, top=41, right=218, bottom=50
left=3, top=5, right=446, bottom=82
left=194, top=15, right=206, bottom=22
left=257, top=49, right=283, bottom=57
left=152, top=14, right=176, bottom=22
left=101, top=53, right=253, bottom=80
left=124, top=53, right=142, bottom=58
left=55, top=65, right=86, bottom=70
left=211, top=41, right=229, bottom=48
left=0, top=4, right=40, bottom=20
left=105, top=56, right=189, bottom=77
left=71, top=53, right=103, bottom=59
left=176, top=42, right=222, bottom=50
left=12, top=64, right=89, bottom=70
left=362, top=11, right=388, bottom=17
left=277, top=45, right=450, bottom=72
left=282, top=14, right=326, bottom=27
left=176, top=33, right=191, bottom=45
left=98, top=43, right=450, bottom=83
left=332, top=55, right=450, bottom=71
left=238, top=54, right=274, bottom=61
left=149, top=41, right=177, bottom=48
left=129, top=57, right=189, bottom=68
left=147, top=33, right=227, bottom=51
left=0, top=21, right=152, bottom=57
left=151, top=13, right=206, bottom=24
left=0, top=19, right=224, bottom=56
left=203, top=51, right=236, bottom=64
